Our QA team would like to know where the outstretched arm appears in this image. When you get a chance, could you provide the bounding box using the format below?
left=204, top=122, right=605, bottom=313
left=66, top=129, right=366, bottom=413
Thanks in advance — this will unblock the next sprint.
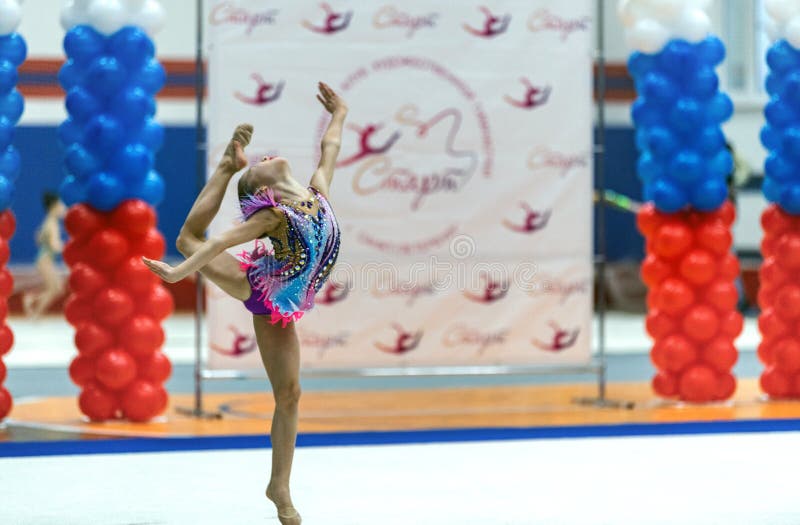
left=143, top=210, right=279, bottom=283
left=310, top=82, right=348, bottom=198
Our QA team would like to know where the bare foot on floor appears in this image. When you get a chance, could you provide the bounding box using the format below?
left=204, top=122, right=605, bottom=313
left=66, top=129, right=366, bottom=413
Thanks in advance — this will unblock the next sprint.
left=266, top=484, right=301, bottom=524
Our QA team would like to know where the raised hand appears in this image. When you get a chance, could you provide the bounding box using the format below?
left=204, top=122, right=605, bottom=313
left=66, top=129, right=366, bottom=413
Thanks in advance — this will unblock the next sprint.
left=316, top=82, right=348, bottom=116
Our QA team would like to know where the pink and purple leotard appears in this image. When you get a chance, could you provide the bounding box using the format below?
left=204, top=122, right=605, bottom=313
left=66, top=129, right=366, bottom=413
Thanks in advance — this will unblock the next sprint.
left=237, top=186, right=340, bottom=326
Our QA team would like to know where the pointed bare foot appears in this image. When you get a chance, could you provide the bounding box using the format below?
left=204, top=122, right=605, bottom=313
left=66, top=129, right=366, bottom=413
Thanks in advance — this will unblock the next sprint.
left=220, top=123, right=254, bottom=173
left=266, top=484, right=301, bottom=524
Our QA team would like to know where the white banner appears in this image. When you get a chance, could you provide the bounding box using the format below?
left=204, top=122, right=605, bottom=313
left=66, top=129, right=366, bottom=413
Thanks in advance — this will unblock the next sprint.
left=205, top=0, right=594, bottom=371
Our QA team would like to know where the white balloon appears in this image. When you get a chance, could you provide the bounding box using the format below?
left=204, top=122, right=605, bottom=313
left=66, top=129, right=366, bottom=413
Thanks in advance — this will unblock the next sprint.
left=672, top=7, right=710, bottom=42
left=686, top=0, right=712, bottom=10
left=88, top=0, right=126, bottom=35
left=0, top=0, right=20, bottom=35
left=618, top=0, right=650, bottom=28
left=764, top=16, right=782, bottom=41
left=134, top=0, right=164, bottom=35
left=648, top=0, right=684, bottom=22
left=786, top=16, right=800, bottom=48
left=626, top=18, right=670, bottom=53
left=765, top=0, right=800, bottom=23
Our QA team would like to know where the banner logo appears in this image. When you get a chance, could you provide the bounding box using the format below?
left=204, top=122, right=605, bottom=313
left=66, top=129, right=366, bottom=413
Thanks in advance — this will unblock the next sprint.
left=527, top=9, right=591, bottom=41
left=527, top=147, right=589, bottom=177
left=211, top=325, right=258, bottom=357
left=234, top=74, right=284, bottom=106
left=303, top=3, right=353, bottom=34
left=532, top=322, right=580, bottom=352
left=503, top=203, right=551, bottom=234
left=504, top=78, right=551, bottom=110
left=463, top=7, right=511, bottom=38
left=375, top=323, right=423, bottom=355
left=209, top=2, right=278, bottom=35
left=373, top=6, right=439, bottom=38
left=443, top=324, right=508, bottom=354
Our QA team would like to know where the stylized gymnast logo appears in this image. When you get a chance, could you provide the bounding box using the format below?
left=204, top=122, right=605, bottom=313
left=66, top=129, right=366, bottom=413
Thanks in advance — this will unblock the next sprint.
left=234, top=74, right=285, bottom=106
left=503, top=203, right=552, bottom=233
left=303, top=3, right=353, bottom=34
left=336, top=122, right=401, bottom=167
left=315, top=280, right=350, bottom=305
left=504, top=78, right=552, bottom=110
left=211, top=325, right=258, bottom=357
left=375, top=323, right=423, bottom=355
left=463, top=275, right=509, bottom=303
left=532, top=321, right=579, bottom=352
left=463, top=6, right=511, bottom=38
left=443, top=324, right=508, bottom=355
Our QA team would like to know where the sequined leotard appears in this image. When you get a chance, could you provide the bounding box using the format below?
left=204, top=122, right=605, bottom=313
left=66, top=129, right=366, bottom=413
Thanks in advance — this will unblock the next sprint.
left=237, top=186, right=340, bottom=326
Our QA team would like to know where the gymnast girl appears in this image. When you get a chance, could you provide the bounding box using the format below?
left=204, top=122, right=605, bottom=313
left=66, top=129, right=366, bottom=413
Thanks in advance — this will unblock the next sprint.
left=143, top=82, right=346, bottom=524
left=23, top=192, right=66, bottom=319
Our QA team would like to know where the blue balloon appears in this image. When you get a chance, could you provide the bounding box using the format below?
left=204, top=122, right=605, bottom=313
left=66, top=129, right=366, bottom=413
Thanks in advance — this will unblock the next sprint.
left=658, top=40, right=699, bottom=78
left=0, top=34, right=27, bottom=67
left=133, top=170, right=165, bottom=206
left=132, top=119, right=164, bottom=151
left=0, top=90, right=23, bottom=124
left=668, top=151, right=703, bottom=184
left=686, top=67, right=718, bottom=100
left=86, top=57, right=127, bottom=98
left=707, top=149, right=733, bottom=178
left=780, top=182, right=800, bottom=214
left=647, top=126, right=678, bottom=159
left=635, top=129, right=648, bottom=151
left=765, top=73, right=785, bottom=97
left=767, top=40, right=800, bottom=74
left=0, top=176, right=11, bottom=210
left=765, top=153, right=794, bottom=181
left=761, top=125, right=781, bottom=151
left=65, top=144, right=101, bottom=180
left=0, top=60, right=17, bottom=95
left=133, top=59, right=166, bottom=95
left=784, top=73, right=800, bottom=105
left=668, top=98, right=703, bottom=132
left=109, top=26, right=155, bottom=69
left=631, top=99, right=662, bottom=127
left=0, top=146, right=20, bottom=182
left=0, top=117, right=13, bottom=149
left=697, top=36, right=726, bottom=66
left=63, top=25, right=105, bottom=65
left=59, top=175, right=86, bottom=206
left=58, top=59, right=85, bottom=90
left=642, top=73, right=678, bottom=103
left=765, top=98, right=795, bottom=128
left=58, top=117, right=84, bottom=147
left=705, top=93, right=733, bottom=124
left=697, top=126, right=725, bottom=155
left=653, top=178, right=688, bottom=213
left=110, top=87, right=155, bottom=126
left=627, top=52, right=657, bottom=79
left=782, top=127, right=800, bottom=159
left=690, top=178, right=727, bottom=211
left=87, top=172, right=124, bottom=211
left=109, top=143, right=153, bottom=182
left=637, top=152, right=665, bottom=182
left=65, top=87, right=102, bottom=123
left=763, top=177, right=781, bottom=203
left=84, top=115, right=124, bottom=155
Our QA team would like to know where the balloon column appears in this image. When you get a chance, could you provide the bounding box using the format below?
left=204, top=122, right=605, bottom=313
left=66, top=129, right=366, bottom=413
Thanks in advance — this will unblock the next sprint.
left=59, top=0, right=173, bottom=422
left=758, top=1, right=800, bottom=398
left=0, top=0, right=24, bottom=421
left=620, top=0, right=743, bottom=402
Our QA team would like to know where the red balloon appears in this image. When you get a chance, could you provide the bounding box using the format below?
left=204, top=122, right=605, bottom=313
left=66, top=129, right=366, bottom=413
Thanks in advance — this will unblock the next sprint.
left=0, top=210, right=15, bottom=239
left=652, top=370, right=678, bottom=397
left=760, top=257, right=787, bottom=286
left=678, top=364, right=718, bottom=403
left=645, top=310, right=676, bottom=339
left=0, top=387, right=11, bottom=419
left=62, top=239, right=87, bottom=267
left=132, top=229, right=166, bottom=259
left=719, top=311, right=743, bottom=338
left=68, top=263, right=108, bottom=298
left=702, top=337, right=737, bottom=373
left=652, top=222, right=693, bottom=259
left=93, top=287, right=135, bottom=327
left=0, top=359, right=6, bottom=383
left=74, top=322, right=114, bottom=358
left=121, top=380, right=164, bottom=422
left=0, top=299, right=6, bottom=323
left=758, top=286, right=776, bottom=311
left=759, top=308, right=789, bottom=339
left=758, top=339, right=776, bottom=365
left=154, top=385, right=168, bottom=413
left=0, top=268, right=13, bottom=297
left=137, top=285, right=174, bottom=321
left=64, top=294, right=93, bottom=327
left=646, top=290, right=658, bottom=310
left=776, top=233, right=800, bottom=269
left=0, top=239, right=9, bottom=266
left=774, top=339, right=800, bottom=373
left=655, top=278, right=695, bottom=315
left=0, top=324, right=13, bottom=356
left=65, top=204, right=106, bottom=240
left=641, top=254, right=672, bottom=287
left=87, top=229, right=130, bottom=270
left=139, top=351, right=172, bottom=383
left=111, top=200, right=156, bottom=238
left=696, top=223, right=731, bottom=256
left=115, top=257, right=158, bottom=295
left=775, top=286, right=800, bottom=320
left=95, top=348, right=138, bottom=390
left=120, top=315, right=164, bottom=357
left=682, top=305, right=720, bottom=342
left=761, top=236, right=778, bottom=258
left=636, top=204, right=662, bottom=237
left=718, top=253, right=740, bottom=281
left=678, top=249, right=715, bottom=285
left=705, top=281, right=738, bottom=312
left=715, top=373, right=736, bottom=400
left=761, top=367, right=791, bottom=398
left=78, top=382, right=117, bottom=421
left=652, top=334, right=697, bottom=373
left=762, top=204, right=792, bottom=234
left=716, top=201, right=736, bottom=227
left=68, top=355, right=96, bottom=387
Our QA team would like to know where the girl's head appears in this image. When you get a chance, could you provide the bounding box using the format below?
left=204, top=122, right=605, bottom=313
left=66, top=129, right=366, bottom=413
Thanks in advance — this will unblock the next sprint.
left=237, top=155, right=292, bottom=202
left=42, top=191, right=65, bottom=217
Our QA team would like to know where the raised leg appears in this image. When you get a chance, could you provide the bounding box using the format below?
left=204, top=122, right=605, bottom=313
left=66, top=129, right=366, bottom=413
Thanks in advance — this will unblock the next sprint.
left=253, top=317, right=302, bottom=525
